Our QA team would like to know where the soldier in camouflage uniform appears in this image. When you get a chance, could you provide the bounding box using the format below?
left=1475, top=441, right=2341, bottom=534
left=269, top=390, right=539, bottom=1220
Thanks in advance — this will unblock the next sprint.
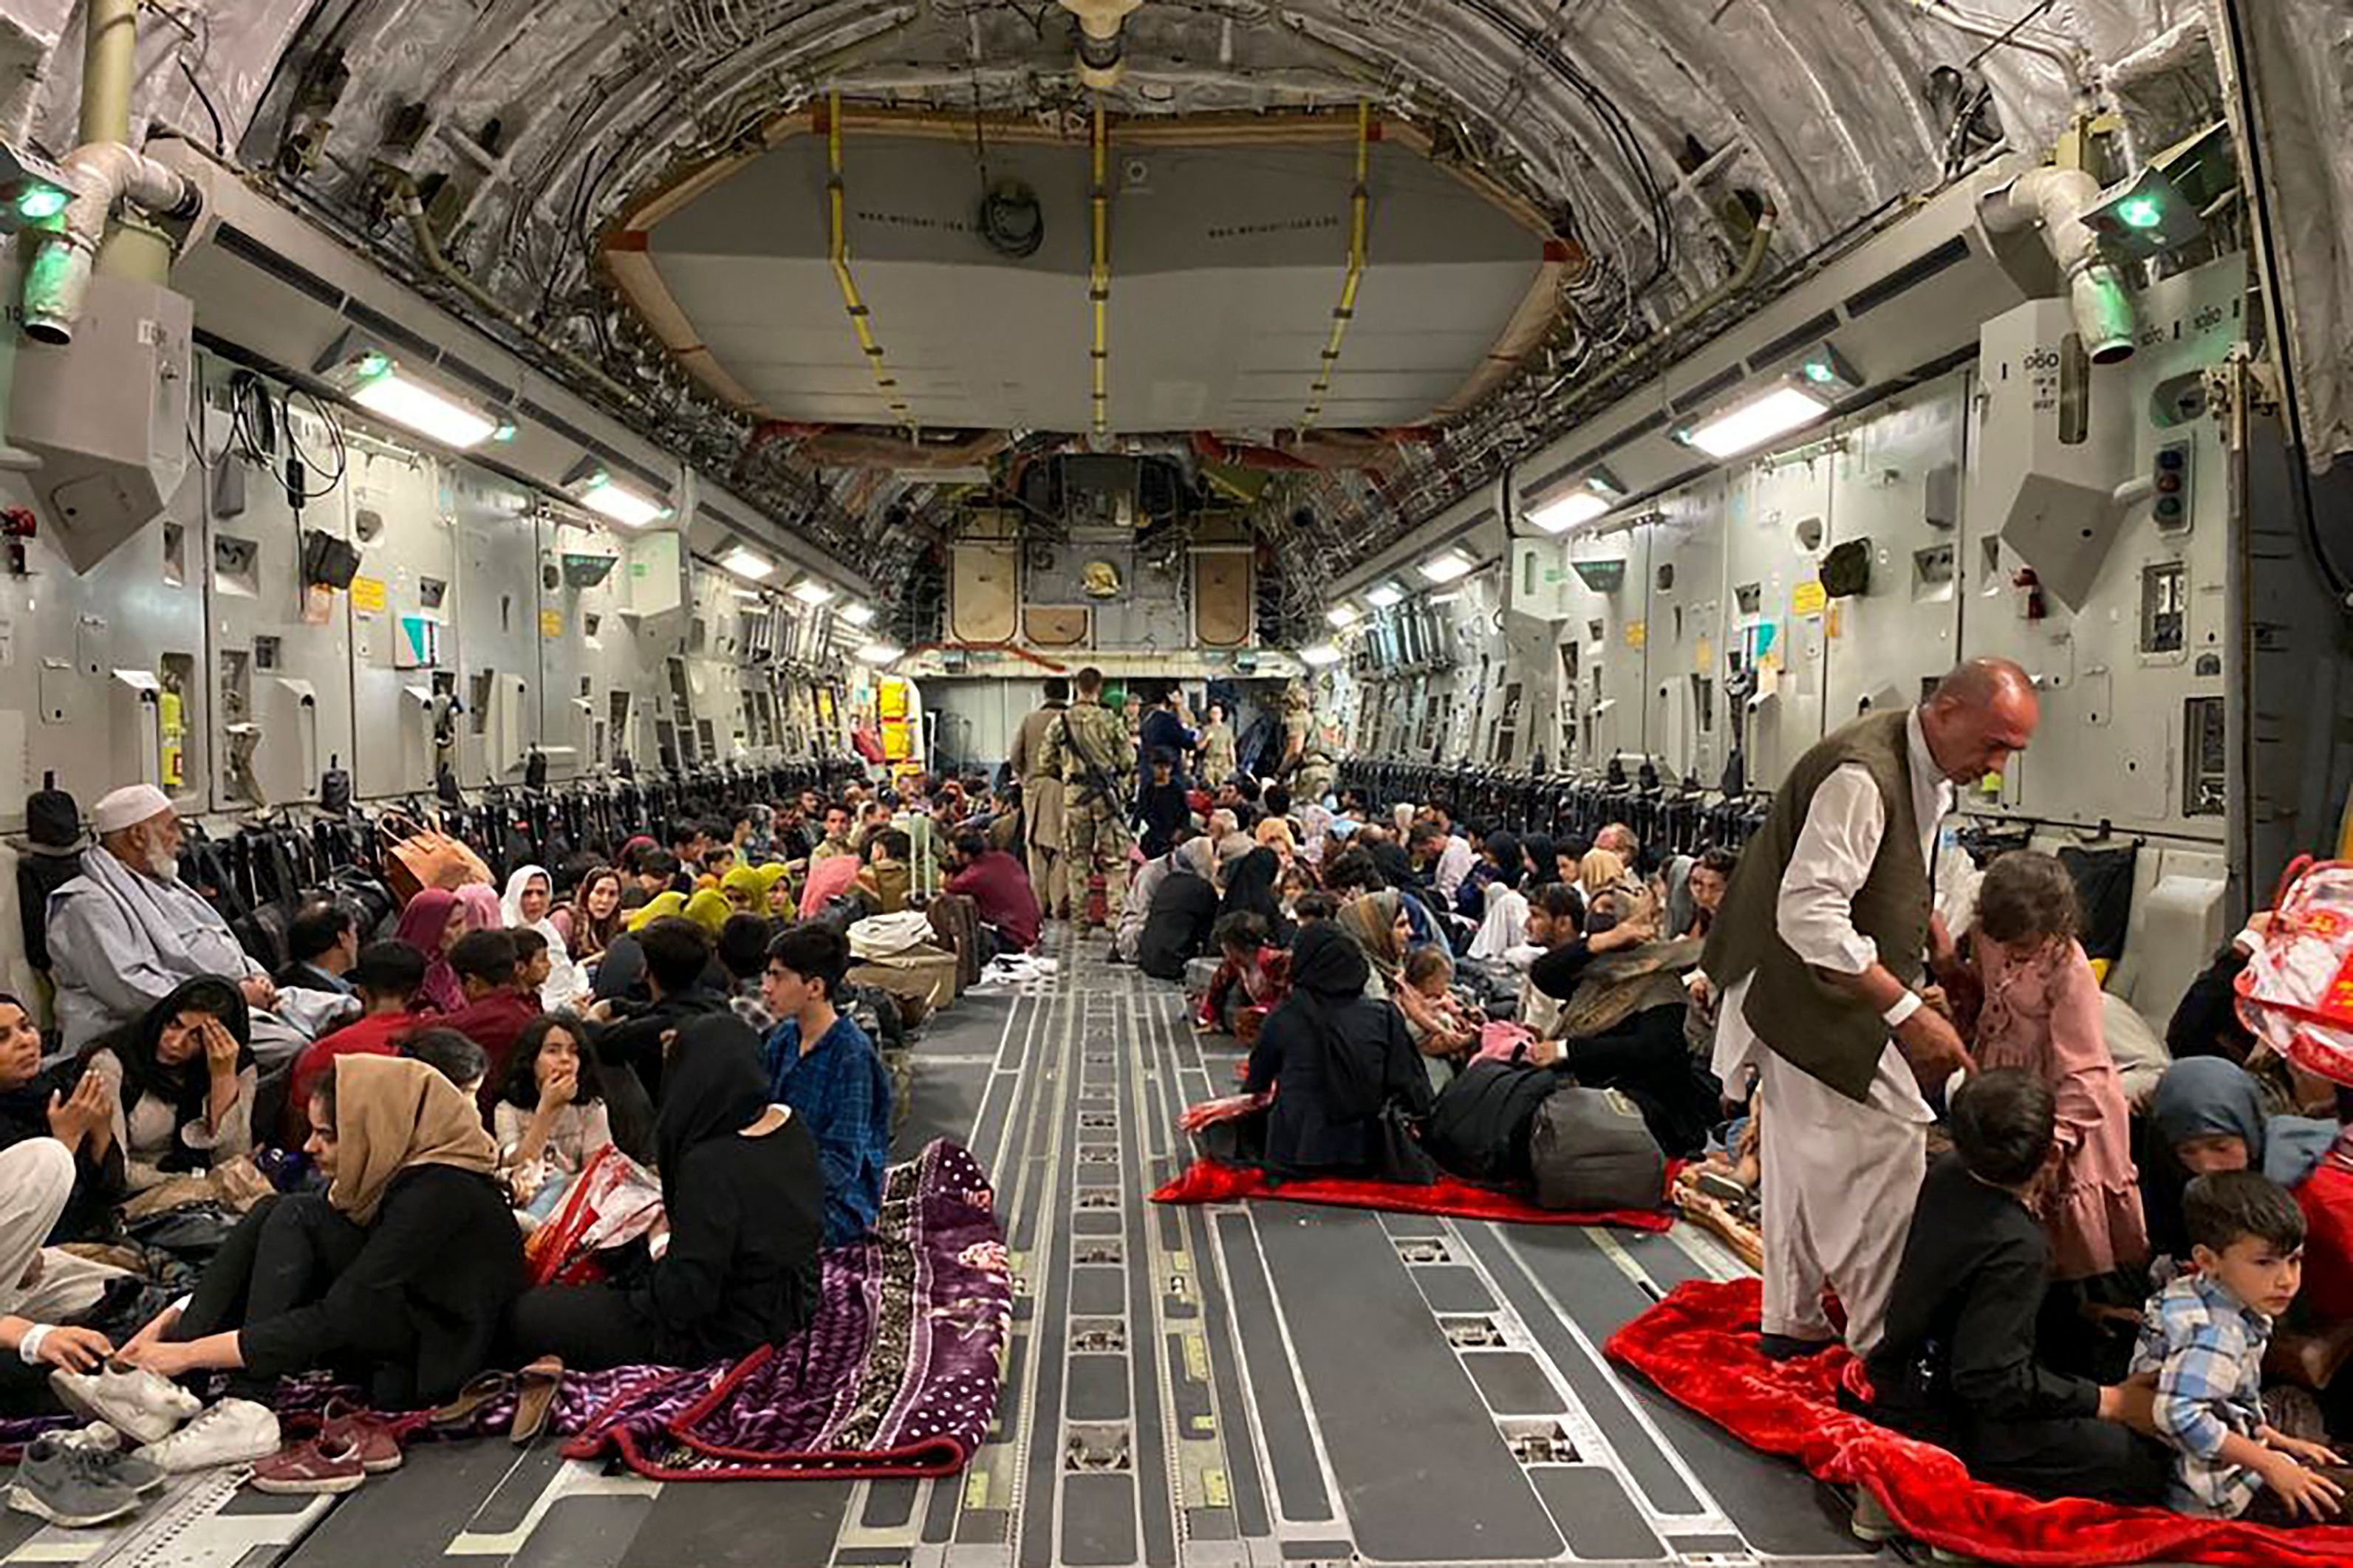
left=1280, top=679, right=1336, bottom=805
left=1048, top=666, right=1135, bottom=930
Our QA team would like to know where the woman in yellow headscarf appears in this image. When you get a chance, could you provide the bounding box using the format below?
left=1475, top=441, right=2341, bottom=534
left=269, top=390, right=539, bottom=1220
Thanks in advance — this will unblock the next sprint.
left=755, top=861, right=794, bottom=918
left=119, top=1056, right=519, bottom=1408
left=624, top=891, right=688, bottom=933
left=682, top=888, right=733, bottom=936
left=720, top=864, right=767, bottom=914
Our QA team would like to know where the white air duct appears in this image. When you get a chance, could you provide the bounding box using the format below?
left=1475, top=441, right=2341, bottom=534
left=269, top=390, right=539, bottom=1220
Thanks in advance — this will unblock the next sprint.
left=1979, top=165, right=2137, bottom=366
left=1059, top=0, right=1143, bottom=89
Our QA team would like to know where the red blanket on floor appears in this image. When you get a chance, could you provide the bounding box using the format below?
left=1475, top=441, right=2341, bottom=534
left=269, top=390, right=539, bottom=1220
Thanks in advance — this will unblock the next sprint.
left=1150, top=1156, right=1676, bottom=1231
left=1605, top=1276, right=2353, bottom=1567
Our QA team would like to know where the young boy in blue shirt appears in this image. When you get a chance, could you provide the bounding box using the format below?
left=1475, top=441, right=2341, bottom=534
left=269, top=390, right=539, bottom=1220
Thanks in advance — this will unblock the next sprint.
left=2131, top=1169, right=2348, bottom=1522
left=760, top=925, right=893, bottom=1246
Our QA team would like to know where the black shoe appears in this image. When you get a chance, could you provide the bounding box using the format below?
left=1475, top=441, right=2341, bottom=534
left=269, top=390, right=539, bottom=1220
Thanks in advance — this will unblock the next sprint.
left=1758, top=1332, right=1836, bottom=1361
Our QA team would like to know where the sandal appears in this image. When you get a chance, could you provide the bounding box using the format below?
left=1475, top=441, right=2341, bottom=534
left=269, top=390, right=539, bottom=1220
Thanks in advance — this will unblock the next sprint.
left=510, top=1356, right=564, bottom=1445
left=428, top=1371, right=513, bottom=1429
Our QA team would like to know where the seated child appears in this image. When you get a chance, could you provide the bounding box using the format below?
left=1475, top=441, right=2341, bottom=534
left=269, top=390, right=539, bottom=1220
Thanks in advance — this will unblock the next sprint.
left=1399, top=947, right=1478, bottom=1060
left=1966, top=851, right=2148, bottom=1281
left=1866, top=1069, right=2171, bottom=1505
left=1195, top=912, right=1290, bottom=1033
left=2131, top=1169, right=2349, bottom=1522
left=494, top=1014, right=612, bottom=1226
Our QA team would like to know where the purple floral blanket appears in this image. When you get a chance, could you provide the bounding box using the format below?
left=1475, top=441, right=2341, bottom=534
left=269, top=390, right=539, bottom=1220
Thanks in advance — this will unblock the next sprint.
left=3, top=1140, right=1011, bottom=1480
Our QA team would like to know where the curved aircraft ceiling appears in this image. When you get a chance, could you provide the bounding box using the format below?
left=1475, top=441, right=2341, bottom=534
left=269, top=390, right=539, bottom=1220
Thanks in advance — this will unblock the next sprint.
left=30, top=0, right=2194, bottom=603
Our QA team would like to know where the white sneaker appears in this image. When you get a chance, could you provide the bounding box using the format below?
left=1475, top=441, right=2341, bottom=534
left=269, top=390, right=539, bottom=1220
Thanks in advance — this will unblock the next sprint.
left=133, top=1400, right=281, bottom=1473
left=48, top=1366, right=198, bottom=1447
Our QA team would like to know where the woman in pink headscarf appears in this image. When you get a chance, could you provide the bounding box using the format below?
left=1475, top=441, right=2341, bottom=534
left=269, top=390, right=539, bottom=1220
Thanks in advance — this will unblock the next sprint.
left=452, top=883, right=505, bottom=939
left=394, top=889, right=469, bottom=1015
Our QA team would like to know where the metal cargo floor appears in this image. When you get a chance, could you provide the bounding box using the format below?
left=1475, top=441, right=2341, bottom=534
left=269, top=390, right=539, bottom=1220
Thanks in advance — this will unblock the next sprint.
left=3, top=930, right=1893, bottom=1568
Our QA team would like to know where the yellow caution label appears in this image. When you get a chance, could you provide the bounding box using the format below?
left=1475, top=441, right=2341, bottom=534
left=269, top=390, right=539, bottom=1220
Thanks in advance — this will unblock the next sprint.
left=964, top=1470, right=991, bottom=1509
left=1189, top=1414, right=1215, bottom=1437
left=157, top=690, right=185, bottom=788
left=540, top=609, right=564, bottom=640
left=1791, top=579, right=1828, bottom=617
left=1694, top=635, right=1712, bottom=674
left=1181, top=1334, right=1209, bottom=1383
left=1624, top=620, right=1646, bottom=649
left=1201, top=1470, right=1230, bottom=1508
left=349, top=576, right=386, bottom=614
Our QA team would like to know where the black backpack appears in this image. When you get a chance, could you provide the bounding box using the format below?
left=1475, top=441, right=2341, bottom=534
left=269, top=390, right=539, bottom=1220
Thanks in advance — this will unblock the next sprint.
left=1526, top=1086, right=1667, bottom=1213
left=16, top=775, right=83, bottom=973
left=1425, top=1058, right=1561, bottom=1184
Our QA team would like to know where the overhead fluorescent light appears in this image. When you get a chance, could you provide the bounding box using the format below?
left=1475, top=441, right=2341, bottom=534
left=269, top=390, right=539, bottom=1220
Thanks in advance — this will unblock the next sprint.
left=1365, top=580, right=1406, bottom=609
left=1528, top=464, right=1627, bottom=534
left=839, top=601, right=877, bottom=627
left=1300, top=643, right=1342, bottom=666
left=576, top=471, right=670, bottom=529
left=855, top=640, right=903, bottom=665
left=1680, top=384, right=1832, bottom=459
left=1325, top=602, right=1361, bottom=628
left=346, top=364, right=502, bottom=450
left=720, top=547, right=773, bottom=581
left=790, top=578, right=837, bottom=606
left=1527, top=490, right=1613, bottom=534
left=1417, top=547, right=1476, bottom=584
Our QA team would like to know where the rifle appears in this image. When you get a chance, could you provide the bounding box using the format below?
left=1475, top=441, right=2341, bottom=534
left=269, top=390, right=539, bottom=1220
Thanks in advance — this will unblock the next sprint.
left=1061, top=712, right=1132, bottom=818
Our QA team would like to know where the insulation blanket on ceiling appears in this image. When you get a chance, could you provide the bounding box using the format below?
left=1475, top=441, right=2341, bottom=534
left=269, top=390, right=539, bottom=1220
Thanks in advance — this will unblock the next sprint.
left=1606, top=1276, right=2353, bottom=1568
left=2238, top=0, right=2353, bottom=470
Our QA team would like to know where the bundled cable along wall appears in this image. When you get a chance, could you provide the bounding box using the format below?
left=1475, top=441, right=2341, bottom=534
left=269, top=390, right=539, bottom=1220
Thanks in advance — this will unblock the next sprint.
left=1090, top=97, right=1110, bottom=439
left=1302, top=103, right=1372, bottom=433
left=824, top=92, right=913, bottom=429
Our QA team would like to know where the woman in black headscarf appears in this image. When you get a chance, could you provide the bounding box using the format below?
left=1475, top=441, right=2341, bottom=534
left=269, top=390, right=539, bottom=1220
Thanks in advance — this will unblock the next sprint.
left=1521, top=833, right=1560, bottom=891
left=1364, top=838, right=1448, bottom=948
left=1453, top=831, right=1523, bottom=920
left=1229, top=925, right=1435, bottom=1181
left=1, top=991, right=123, bottom=1247
left=1219, top=847, right=1293, bottom=947
left=505, top=1016, right=824, bottom=1371
left=77, top=975, right=256, bottom=1194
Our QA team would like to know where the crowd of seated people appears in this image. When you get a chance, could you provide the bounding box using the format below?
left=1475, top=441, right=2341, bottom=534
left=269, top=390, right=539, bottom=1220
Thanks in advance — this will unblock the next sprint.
left=1138, top=678, right=2353, bottom=1533
left=15, top=684, right=2353, bottom=1538
left=0, top=767, right=1031, bottom=1501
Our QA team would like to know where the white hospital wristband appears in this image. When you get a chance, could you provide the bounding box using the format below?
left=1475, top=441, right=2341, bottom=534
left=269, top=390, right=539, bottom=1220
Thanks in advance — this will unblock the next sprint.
left=1882, top=990, right=1923, bottom=1029
left=16, top=1324, right=52, bottom=1366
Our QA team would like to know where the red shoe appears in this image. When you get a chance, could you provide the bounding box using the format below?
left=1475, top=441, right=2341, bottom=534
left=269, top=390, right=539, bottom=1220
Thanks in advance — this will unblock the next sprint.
left=247, top=1436, right=366, bottom=1496
left=320, top=1398, right=404, bottom=1473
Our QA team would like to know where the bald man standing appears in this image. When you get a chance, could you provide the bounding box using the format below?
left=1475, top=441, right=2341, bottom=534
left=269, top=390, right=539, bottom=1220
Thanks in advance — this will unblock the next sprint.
left=1703, top=660, right=2040, bottom=1360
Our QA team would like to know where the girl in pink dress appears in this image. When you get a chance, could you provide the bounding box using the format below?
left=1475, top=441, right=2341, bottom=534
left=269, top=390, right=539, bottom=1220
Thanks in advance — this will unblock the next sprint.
left=1968, top=851, right=2149, bottom=1280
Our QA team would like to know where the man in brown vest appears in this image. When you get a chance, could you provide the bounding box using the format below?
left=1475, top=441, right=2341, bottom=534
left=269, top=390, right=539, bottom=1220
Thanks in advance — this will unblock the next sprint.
left=1007, top=678, right=1071, bottom=921
left=1701, top=658, right=2038, bottom=1360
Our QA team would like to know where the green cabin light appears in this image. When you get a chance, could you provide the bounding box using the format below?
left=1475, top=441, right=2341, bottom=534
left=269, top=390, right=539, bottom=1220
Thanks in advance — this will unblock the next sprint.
left=13, top=185, right=67, bottom=221
left=355, top=351, right=392, bottom=380
left=492, top=420, right=518, bottom=443
left=1802, top=360, right=1839, bottom=385
left=2116, top=194, right=2166, bottom=230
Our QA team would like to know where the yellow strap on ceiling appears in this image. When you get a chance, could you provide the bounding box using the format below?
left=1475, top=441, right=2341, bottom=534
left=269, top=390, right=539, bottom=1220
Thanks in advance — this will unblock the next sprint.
left=1090, top=97, right=1111, bottom=439
left=1302, top=101, right=1372, bottom=433
left=825, top=92, right=914, bottom=430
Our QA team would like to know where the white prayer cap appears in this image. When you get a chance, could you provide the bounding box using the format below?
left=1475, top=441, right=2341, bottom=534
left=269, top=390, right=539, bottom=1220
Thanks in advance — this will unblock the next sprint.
left=92, top=784, right=174, bottom=835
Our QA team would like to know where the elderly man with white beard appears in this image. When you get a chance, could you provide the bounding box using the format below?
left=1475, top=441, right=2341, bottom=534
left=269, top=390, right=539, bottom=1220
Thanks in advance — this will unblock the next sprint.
left=44, top=785, right=343, bottom=1065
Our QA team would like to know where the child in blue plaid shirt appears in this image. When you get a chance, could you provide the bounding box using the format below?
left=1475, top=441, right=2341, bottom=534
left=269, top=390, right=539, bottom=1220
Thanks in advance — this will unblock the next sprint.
left=2131, top=1169, right=2348, bottom=1521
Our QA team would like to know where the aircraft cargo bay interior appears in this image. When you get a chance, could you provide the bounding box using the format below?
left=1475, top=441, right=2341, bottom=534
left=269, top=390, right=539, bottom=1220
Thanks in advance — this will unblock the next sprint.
left=0, top=2, right=2352, bottom=1566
